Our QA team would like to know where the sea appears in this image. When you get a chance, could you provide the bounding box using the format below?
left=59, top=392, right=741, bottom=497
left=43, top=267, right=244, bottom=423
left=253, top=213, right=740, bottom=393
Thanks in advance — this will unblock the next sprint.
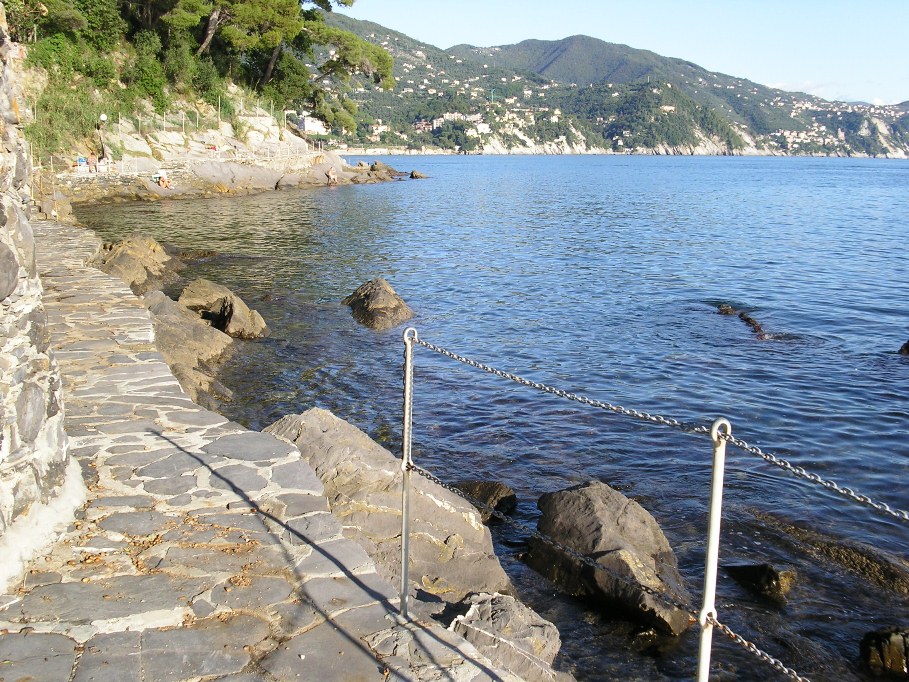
left=76, top=155, right=909, bottom=680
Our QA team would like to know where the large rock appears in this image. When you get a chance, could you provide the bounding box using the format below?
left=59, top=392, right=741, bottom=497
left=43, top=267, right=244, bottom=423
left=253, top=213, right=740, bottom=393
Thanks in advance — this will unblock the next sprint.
left=449, top=593, right=573, bottom=682
left=526, top=481, right=692, bottom=635
left=91, top=233, right=183, bottom=294
left=860, top=628, right=909, bottom=677
left=454, top=480, right=517, bottom=524
left=343, top=278, right=413, bottom=331
left=264, top=408, right=511, bottom=604
left=725, top=562, right=796, bottom=602
left=900, top=340, right=909, bottom=355
left=178, top=278, right=268, bottom=339
left=142, top=290, right=233, bottom=405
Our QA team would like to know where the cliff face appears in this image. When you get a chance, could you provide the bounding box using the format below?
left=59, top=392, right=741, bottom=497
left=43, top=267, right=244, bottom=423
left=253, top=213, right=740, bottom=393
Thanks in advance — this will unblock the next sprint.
left=0, top=4, right=85, bottom=591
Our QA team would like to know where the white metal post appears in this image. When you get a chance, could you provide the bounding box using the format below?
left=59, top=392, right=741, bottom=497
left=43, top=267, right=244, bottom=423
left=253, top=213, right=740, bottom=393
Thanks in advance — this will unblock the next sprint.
left=698, top=417, right=732, bottom=682
left=400, top=327, right=418, bottom=619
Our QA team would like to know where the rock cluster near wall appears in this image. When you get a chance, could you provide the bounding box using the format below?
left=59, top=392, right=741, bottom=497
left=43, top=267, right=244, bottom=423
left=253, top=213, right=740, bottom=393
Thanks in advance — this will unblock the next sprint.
left=0, top=10, right=84, bottom=591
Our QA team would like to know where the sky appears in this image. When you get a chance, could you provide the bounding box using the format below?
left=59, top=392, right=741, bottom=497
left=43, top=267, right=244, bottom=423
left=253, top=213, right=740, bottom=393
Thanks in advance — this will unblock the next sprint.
left=335, top=0, right=909, bottom=105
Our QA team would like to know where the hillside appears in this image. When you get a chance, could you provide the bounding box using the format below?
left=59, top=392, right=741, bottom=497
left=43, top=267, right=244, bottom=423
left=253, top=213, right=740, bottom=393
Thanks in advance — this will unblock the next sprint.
left=327, top=14, right=909, bottom=158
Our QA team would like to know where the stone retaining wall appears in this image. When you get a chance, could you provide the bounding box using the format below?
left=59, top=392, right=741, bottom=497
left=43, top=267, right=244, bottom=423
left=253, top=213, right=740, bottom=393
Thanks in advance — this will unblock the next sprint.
left=0, top=6, right=84, bottom=592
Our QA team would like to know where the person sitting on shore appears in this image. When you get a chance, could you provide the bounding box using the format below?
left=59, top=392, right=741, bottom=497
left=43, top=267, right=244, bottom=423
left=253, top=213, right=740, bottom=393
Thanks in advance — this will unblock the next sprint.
left=153, top=169, right=172, bottom=189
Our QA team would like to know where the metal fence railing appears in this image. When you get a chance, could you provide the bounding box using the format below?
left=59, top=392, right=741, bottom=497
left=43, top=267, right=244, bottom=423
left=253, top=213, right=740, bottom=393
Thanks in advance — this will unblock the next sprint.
left=397, top=327, right=908, bottom=681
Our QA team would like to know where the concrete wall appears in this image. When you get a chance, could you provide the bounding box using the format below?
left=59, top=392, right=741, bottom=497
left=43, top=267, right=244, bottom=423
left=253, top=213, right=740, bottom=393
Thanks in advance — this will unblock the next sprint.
left=0, top=3, right=84, bottom=591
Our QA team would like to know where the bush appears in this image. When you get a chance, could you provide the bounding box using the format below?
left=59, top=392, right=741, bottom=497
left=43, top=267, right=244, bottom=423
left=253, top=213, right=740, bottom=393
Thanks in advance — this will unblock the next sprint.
left=26, top=34, right=78, bottom=74
left=81, top=53, right=117, bottom=87
left=164, top=41, right=197, bottom=88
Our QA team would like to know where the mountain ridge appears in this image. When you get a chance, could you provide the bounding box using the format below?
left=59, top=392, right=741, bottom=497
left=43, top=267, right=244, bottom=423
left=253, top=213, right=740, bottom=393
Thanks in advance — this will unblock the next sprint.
left=326, top=13, right=909, bottom=157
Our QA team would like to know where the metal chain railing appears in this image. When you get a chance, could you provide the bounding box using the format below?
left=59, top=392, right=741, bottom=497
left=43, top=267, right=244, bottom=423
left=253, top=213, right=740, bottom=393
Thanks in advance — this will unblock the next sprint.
left=399, top=328, right=909, bottom=681
left=410, top=334, right=909, bottom=526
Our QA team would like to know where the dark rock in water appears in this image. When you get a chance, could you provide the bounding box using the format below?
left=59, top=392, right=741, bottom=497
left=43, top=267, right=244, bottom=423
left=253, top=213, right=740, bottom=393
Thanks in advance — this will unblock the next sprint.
left=899, top=340, right=909, bottom=355
left=715, top=303, right=768, bottom=339
left=738, top=311, right=768, bottom=339
left=370, top=160, right=399, bottom=173
left=410, top=170, right=428, bottom=179
left=453, top=480, right=517, bottom=524
left=860, top=628, right=909, bottom=677
left=179, top=278, right=269, bottom=340
left=343, top=278, right=413, bottom=331
left=725, top=563, right=796, bottom=601
left=91, top=233, right=184, bottom=295
left=526, top=481, right=692, bottom=635
left=754, top=510, right=909, bottom=595
left=449, top=592, right=573, bottom=682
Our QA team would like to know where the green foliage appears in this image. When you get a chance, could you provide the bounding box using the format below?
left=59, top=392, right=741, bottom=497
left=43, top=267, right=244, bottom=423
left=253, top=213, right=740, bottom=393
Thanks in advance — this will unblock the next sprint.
left=163, top=39, right=198, bottom=88
left=74, top=0, right=125, bottom=50
left=26, top=34, right=79, bottom=73
left=126, top=31, right=169, bottom=111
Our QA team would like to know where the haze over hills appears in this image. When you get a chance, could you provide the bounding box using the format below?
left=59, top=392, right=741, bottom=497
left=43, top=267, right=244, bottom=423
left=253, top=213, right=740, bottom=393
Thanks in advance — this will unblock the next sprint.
left=325, top=13, right=909, bottom=157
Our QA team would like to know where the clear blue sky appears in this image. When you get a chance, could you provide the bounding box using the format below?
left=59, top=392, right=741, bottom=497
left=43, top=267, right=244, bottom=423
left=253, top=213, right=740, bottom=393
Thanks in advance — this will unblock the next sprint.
left=335, top=0, right=909, bottom=105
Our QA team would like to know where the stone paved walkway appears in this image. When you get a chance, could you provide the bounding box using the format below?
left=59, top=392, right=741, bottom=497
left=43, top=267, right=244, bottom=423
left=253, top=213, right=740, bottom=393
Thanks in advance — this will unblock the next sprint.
left=0, top=221, right=517, bottom=681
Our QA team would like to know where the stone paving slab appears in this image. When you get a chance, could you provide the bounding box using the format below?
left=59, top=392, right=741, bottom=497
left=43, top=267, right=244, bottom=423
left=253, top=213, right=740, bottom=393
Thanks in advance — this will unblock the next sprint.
left=0, top=222, right=519, bottom=681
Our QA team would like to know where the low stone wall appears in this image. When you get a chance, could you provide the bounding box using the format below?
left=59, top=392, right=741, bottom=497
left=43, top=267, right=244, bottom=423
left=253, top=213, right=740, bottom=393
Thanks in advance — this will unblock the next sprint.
left=0, top=9, right=84, bottom=591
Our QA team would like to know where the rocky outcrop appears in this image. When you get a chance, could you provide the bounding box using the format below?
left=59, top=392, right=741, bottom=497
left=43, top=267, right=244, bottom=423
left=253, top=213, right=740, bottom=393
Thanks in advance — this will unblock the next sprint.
left=0, top=14, right=85, bottom=592
left=860, top=628, right=909, bottom=677
left=264, top=408, right=511, bottom=605
left=343, top=278, right=414, bottom=331
left=90, top=232, right=184, bottom=295
left=410, top=170, right=428, bottom=179
left=178, top=278, right=268, bottom=339
left=725, top=563, right=796, bottom=601
left=449, top=593, right=573, bottom=682
left=526, top=481, right=692, bottom=635
left=717, top=303, right=768, bottom=340
left=142, top=290, right=234, bottom=408
left=454, top=480, right=517, bottom=524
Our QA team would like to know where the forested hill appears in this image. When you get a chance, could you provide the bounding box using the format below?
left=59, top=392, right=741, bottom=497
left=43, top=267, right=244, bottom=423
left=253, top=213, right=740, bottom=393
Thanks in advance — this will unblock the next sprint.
left=327, top=13, right=909, bottom=157
left=447, top=35, right=694, bottom=88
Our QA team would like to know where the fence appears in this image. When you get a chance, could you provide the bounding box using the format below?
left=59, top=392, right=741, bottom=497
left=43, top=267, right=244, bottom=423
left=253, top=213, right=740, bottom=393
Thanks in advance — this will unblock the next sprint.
left=397, top=327, right=909, bottom=681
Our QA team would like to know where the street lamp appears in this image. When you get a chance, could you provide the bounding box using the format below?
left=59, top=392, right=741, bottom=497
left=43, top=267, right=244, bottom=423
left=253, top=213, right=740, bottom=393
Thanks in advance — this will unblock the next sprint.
left=97, top=113, right=108, bottom=160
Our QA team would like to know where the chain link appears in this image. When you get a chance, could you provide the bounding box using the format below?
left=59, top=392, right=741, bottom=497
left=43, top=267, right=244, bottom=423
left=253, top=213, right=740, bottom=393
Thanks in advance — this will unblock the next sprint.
left=720, top=433, right=909, bottom=524
left=710, top=616, right=810, bottom=682
left=412, top=337, right=909, bottom=526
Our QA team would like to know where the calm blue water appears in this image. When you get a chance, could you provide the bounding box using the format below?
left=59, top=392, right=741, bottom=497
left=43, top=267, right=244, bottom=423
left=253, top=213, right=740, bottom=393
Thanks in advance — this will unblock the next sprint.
left=77, top=155, right=909, bottom=680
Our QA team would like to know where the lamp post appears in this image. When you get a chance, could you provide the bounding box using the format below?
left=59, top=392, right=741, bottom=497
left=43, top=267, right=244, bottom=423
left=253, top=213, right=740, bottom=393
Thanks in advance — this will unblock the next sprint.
left=97, top=113, right=108, bottom=159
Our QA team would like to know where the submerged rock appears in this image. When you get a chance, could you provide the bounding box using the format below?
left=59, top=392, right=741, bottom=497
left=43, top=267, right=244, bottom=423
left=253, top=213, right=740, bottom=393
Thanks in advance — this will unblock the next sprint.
left=899, top=340, right=909, bottom=355
left=453, top=480, right=517, bottom=524
left=343, top=278, right=413, bottom=331
left=526, top=481, right=692, bottom=635
left=860, top=628, right=909, bottom=677
left=725, top=562, right=796, bottom=601
left=715, top=302, right=768, bottom=339
left=179, top=278, right=268, bottom=339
